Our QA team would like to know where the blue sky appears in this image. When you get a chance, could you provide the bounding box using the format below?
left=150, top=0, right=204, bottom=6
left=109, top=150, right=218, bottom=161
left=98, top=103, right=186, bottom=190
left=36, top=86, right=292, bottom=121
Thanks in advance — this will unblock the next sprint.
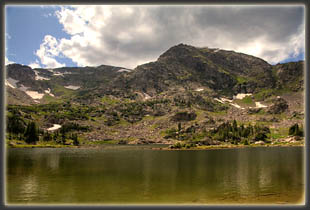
left=5, top=5, right=305, bottom=69
left=6, top=6, right=76, bottom=67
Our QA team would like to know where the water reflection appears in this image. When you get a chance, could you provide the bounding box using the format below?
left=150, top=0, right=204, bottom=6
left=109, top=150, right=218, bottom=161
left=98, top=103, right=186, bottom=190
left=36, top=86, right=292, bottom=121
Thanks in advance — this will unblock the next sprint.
left=6, top=146, right=304, bottom=204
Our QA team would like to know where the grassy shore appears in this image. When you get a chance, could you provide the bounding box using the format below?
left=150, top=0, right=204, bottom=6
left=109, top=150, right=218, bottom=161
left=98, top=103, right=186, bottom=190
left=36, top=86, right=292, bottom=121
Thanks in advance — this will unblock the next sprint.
left=7, top=140, right=304, bottom=150
left=6, top=140, right=78, bottom=148
left=160, top=141, right=305, bottom=150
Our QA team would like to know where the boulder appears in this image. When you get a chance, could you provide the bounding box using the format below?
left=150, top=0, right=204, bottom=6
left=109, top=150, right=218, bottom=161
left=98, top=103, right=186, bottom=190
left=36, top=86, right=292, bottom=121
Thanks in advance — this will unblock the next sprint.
left=254, top=140, right=265, bottom=145
left=117, top=140, right=128, bottom=144
left=171, top=111, right=197, bottom=122
left=248, top=108, right=262, bottom=114
left=267, top=98, right=288, bottom=114
left=199, top=137, right=221, bottom=145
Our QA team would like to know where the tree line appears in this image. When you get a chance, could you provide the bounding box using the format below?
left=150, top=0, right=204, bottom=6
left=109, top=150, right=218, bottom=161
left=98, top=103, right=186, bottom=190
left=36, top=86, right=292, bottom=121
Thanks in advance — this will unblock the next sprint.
left=7, top=114, right=80, bottom=146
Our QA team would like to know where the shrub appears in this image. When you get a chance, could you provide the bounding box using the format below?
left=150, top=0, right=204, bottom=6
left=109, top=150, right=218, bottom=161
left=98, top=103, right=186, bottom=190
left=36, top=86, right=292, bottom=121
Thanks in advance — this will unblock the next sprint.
left=289, top=123, right=304, bottom=137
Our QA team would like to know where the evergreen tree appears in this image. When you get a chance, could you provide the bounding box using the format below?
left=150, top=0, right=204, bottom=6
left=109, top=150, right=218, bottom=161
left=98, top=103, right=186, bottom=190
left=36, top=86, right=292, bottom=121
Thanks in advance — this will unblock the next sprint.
left=24, top=122, right=39, bottom=144
left=289, top=123, right=304, bottom=137
left=61, top=132, right=66, bottom=145
left=72, top=133, right=79, bottom=146
left=178, top=122, right=182, bottom=132
left=233, top=119, right=238, bottom=132
left=43, top=131, right=52, bottom=141
left=7, top=114, right=25, bottom=136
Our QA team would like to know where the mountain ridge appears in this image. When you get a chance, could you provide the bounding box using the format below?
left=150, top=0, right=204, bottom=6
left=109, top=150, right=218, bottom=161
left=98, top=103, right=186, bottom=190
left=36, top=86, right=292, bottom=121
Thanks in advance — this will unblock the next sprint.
left=5, top=43, right=304, bottom=146
left=5, top=43, right=304, bottom=105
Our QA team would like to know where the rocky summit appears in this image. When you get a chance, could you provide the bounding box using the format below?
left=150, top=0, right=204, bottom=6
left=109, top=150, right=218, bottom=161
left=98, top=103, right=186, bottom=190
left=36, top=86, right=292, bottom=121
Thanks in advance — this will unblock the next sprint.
left=5, top=43, right=304, bottom=147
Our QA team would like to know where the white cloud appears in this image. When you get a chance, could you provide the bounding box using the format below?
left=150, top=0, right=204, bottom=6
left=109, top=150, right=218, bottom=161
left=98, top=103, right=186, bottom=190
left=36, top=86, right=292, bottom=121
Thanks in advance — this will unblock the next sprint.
left=35, top=35, right=65, bottom=68
left=43, top=13, right=53, bottom=18
left=28, top=60, right=41, bottom=69
left=35, top=5, right=305, bottom=69
left=5, top=56, right=14, bottom=65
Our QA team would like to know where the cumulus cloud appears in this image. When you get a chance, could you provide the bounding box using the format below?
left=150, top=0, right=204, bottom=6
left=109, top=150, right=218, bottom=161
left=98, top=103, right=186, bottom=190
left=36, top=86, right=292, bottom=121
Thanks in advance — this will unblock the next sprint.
left=37, top=5, right=305, bottom=69
left=28, top=60, right=41, bottom=69
left=36, top=35, right=65, bottom=68
left=5, top=56, right=14, bottom=65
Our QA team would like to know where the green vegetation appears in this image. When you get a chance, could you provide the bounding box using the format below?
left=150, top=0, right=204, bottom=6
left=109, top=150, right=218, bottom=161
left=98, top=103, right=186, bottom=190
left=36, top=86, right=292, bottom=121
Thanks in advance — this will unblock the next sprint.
left=24, top=122, right=39, bottom=144
left=241, top=96, right=254, bottom=104
left=236, top=76, right=248, bottom=84
left=101, top=96, right=120, bottom=106
left=209, top=120, right=270, bottom=144
left=6, top=105, right=82, bottom=147
left=289, top=123, right=304, bottom=137
left=253, top=89, right=275, bottom=101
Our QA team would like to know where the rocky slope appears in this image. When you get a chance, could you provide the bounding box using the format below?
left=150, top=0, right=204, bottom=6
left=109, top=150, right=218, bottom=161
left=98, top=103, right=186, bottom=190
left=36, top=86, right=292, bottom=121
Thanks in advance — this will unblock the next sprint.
left=5, top=43, right=305, bottom=146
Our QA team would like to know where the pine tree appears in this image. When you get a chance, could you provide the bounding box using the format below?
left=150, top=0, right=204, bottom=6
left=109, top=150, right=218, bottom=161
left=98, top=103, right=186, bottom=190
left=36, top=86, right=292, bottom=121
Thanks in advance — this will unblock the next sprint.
left=24, top=122, right=39, bottom=144
left=72, top=133, right=79, bottom=146
left=233, top=119, right=238, bottom=132
left=178, top=122, right=182, bottom=132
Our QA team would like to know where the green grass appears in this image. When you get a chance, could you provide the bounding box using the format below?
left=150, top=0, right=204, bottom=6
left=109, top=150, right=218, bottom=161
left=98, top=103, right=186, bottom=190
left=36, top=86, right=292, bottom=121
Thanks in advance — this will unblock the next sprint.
left=253, top=89, right=275, bottom=101
left=7, top=139, right=76, bottom=148
left=101, top=96, right=120, bottom=106
left=191, top=131, right=207, bottom=142
left=208, top=110, right=227, bottom=116
left=234, top=96, right=255, bottom=107
left=267, top=127, right=289, bottom=140
left=241, top=96, right=254, bottom=104
left=52, top=84, right=76, bottom=98
left=236, top=76, right=248, bottom=84
left=89, top=139, right=119, bottom=144
left=118, top=118, right=131, bottom=126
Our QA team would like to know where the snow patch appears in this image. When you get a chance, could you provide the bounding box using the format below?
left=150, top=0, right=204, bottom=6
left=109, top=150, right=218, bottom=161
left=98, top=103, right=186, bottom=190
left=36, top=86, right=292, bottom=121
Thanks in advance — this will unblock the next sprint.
left=25, top=91, right=45, bottom=99
left=214, top=49, right=220, bottom=52
left=195, top=88, right=204, bottom=92
left=118, top=68, right=131, bottom=72
left=143, top=92, right=151, bottom=100
left=5, top=80, right=15, bottom=89
left=17, top=84, right=44, bottom=99
left=18, top=84, right=30, bottom=92
left=230, top=103, right=245, bottom=109
left=214, top=97, right=233, bottom=103
left=53, top=72, right=64, bottom=77
left=34, top=70, right=50, bottom=80
left=44, top=88, right=55, bottom=97
left=53, top=71, right=73, bottom=76
left=47, top=124, right=61, bottom=131
left=64, top=85, right=80, bottom=90
left=220, top=97, right=233, bottom=103
left=6, top=77, right=19, bottom=88
left=214, top=98, right=224, bottom=104
left=233, top=93, right=252, bottom=100
left=255, top=102, right=268, bottom=108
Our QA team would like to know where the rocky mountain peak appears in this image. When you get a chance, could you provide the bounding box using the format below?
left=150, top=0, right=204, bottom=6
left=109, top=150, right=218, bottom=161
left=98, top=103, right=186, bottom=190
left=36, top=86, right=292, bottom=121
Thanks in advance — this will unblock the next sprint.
left=6, top=64, right=35, bottom=81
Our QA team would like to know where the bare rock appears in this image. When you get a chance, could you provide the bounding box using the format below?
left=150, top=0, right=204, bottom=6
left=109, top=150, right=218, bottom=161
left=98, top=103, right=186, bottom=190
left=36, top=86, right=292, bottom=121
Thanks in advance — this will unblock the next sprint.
left=267, top=98, right=288, bottom=114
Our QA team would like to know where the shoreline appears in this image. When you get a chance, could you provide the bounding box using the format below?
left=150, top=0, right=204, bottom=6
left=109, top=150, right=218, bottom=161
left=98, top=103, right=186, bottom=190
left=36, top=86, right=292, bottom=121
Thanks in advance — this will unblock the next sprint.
left=6, top=141, right=304, bottom=149
left=158, top=142, right=305, bottom=151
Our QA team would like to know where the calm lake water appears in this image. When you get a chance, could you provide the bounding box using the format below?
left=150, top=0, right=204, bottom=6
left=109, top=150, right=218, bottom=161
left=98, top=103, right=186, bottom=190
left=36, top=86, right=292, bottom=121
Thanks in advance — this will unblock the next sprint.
left=6, top=145, right=304, bottom=205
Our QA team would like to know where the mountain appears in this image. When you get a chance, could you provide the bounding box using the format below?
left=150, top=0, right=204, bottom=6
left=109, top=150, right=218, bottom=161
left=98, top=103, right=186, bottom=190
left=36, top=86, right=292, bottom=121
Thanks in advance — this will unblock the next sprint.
left=5, top=43, right=305, bottom=146
left=122, top=43, right=278, bottom=97
left=5, top=63, right=132, bottom=105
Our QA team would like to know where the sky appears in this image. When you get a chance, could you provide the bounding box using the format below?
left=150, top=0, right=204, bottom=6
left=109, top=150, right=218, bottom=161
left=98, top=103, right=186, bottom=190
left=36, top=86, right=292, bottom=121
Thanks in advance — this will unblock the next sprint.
left=5, top=5, right=305, bottom=69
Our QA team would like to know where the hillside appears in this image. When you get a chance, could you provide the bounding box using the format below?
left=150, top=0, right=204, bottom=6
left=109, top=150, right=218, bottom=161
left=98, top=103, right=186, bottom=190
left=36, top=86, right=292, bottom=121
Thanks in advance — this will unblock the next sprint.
left=5, top=43, right=305, bottom=147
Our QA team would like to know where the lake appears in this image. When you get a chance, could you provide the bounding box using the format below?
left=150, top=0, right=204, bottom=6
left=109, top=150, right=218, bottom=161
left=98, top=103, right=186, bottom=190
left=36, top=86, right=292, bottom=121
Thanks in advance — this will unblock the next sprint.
left=6, top=145, right=304, bottom=205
